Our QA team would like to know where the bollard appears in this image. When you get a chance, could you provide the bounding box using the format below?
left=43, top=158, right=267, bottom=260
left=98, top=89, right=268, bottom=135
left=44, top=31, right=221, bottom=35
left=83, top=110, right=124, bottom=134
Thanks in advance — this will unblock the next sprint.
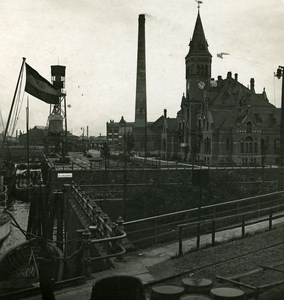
left=182, top=277, right=213, bottom=295
left=210, top=287, right=245, bottom=300
left=150, top=285, right=184, bottom=300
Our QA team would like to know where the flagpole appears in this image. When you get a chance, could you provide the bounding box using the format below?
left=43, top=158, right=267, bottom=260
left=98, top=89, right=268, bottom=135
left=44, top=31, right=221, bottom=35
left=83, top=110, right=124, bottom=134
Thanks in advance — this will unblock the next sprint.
left=26, top=96, right=30, bottom=197
left=2, top=57, right=26, bottom=149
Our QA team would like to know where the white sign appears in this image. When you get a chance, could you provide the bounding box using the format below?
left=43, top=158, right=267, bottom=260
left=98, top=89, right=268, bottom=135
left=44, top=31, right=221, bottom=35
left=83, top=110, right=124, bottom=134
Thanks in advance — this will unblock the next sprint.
left=57, top=173, right=73, bottom=178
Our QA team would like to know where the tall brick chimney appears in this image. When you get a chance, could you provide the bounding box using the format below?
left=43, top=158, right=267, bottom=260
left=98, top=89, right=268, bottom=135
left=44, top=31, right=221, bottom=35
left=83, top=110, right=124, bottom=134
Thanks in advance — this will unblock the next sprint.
left=134, top=14, right=147, bottom=154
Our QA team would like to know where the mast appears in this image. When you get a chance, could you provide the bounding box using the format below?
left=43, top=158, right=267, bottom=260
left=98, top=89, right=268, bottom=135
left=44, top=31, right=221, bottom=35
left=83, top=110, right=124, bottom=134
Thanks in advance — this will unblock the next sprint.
left=2, top=57, right=26, bottom=149
left=26, top=97, right=30, bottom=199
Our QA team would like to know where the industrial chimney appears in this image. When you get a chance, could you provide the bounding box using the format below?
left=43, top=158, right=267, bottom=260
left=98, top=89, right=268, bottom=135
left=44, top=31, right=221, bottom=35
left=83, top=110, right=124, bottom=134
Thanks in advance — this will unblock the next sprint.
left=134, top=14, right=147, bottom=155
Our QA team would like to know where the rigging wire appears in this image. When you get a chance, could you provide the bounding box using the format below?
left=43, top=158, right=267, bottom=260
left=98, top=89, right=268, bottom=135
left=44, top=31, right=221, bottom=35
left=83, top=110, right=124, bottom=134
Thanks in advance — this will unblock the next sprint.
left=9, top=69, right=24, bottom=137
left=273, top=73, right=276, bottom=106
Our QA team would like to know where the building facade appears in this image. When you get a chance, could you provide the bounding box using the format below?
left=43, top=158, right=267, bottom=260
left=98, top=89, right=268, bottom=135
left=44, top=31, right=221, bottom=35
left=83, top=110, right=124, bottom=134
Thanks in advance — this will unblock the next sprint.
left=175, top=11, right=280, bottom=165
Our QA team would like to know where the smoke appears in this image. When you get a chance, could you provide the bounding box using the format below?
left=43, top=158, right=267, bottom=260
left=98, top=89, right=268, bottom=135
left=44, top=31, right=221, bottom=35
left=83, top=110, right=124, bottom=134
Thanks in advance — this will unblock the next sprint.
left=144, top=13, right=154, bottom=20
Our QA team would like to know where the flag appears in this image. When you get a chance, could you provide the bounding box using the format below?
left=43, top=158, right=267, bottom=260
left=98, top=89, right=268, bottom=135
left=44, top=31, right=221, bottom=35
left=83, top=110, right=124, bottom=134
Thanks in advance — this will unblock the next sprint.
left=25, top=63, right=60, bottom=104
left=217, top=52, right=230, bottom=59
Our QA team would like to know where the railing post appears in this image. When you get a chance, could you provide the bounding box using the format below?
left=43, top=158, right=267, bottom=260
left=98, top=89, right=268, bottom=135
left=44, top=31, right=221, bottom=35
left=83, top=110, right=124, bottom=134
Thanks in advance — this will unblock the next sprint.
left=211, top=219, right=215, bottom=246
left=154, top=218, right=158, bottom=245
left=178, top=226, right=183, bottom=256
left=82, top=229, right=91, bottom=277
left=115, top=216, right=125, bottom=261
left=269, top=209, right=273, bottom=231
left=75, top=229, right=85, bottom=276
left=92, top=203, right=98, bottom=225
left=196, top=221, right=201, bottom=249
left=103, top=213, right=110, bottom=237
left=241, top=214, right=245, bottom=238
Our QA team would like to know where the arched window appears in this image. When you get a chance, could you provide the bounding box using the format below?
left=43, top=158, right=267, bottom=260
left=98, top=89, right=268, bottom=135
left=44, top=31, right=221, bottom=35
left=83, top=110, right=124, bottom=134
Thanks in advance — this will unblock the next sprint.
left=162, top=139, right=166, bottom=151
left=200, top=65, right=204, bottom=76
left=245, top=137, right=253, bottom=154
left=197, top=64, right=200, bottom=75
left=254, top=139, right=258, bottom=154
left=226, top=138, right=231, bottom=153
left=240, top=138, right=244, bottom=154
left=246, top=122, right=252, bottom=133
left=274, top=139, right=280, bottom=154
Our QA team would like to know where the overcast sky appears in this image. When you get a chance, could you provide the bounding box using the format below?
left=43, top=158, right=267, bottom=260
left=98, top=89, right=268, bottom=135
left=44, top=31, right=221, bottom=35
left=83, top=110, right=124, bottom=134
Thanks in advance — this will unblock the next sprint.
left=0, top=0, right=284, bottom=137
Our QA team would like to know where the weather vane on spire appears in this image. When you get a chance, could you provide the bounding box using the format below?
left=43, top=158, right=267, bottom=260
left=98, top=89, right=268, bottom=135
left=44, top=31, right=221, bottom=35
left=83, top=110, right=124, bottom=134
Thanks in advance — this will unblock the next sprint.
left=195, top=0, right=203, bottom=11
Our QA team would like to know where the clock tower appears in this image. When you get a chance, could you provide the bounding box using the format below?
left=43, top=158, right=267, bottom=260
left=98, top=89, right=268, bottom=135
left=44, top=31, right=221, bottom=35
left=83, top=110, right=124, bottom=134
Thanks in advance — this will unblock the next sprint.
left=185, top=11, right=212, bottom=101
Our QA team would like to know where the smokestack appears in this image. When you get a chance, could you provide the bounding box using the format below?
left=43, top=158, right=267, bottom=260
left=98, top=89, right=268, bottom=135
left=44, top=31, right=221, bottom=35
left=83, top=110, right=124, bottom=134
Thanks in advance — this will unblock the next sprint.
left=135, top=14, right=147, bottom=127
left=134, top=14, right=147, bottom=155
left=250, top=78, right=255, bottom=93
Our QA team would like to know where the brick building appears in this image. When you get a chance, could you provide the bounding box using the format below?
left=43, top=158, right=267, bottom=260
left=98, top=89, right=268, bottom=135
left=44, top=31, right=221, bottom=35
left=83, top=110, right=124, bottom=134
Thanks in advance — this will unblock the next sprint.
left=175, top=11, right=280, bottom=165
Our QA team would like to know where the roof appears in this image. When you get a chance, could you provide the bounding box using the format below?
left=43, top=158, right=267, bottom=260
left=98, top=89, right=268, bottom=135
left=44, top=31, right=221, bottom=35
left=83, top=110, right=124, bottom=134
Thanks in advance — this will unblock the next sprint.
left=208, top=77, right=274, bottom=109
left=186, top=12, right=211, bottom=58
left=215, top=107, right=280, bottom=130
left=165, top=118, right=178, bottom=133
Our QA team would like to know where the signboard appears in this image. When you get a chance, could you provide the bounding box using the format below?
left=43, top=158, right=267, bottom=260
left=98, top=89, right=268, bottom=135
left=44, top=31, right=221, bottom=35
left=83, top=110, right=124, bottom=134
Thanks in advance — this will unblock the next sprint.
left=57, top=173, right=73, bottom=179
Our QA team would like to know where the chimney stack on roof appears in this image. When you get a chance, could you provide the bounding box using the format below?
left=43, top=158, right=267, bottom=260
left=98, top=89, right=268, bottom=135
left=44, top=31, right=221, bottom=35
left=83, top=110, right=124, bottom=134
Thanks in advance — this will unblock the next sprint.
left=250, top=78, right=255, bottom=93
left=164, top=109, right=167, bottom=118
left=234, top=73, right=238, bottom=81
left=217, top=75, right=222, bottom=86
left=227, top=71, right=232, bottom=79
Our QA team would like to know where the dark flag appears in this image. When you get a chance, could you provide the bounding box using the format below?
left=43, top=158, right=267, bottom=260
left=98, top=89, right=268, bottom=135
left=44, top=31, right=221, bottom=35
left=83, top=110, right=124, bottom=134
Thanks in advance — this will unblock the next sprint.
left=25, top=63, right=60, bottom=104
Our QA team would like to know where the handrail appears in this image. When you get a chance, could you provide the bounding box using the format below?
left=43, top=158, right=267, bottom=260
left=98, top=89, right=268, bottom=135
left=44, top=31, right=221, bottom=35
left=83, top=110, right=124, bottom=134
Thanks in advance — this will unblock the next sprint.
left=66, top=184, right=126, bottom=276
left=124, top=191, right=284, bottom=226
left=178, top=203, right=284, bottom=256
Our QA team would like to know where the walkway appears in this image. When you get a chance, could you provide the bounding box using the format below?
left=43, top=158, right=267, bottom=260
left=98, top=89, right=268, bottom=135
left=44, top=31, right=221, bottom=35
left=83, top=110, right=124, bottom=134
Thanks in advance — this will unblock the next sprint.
left=27, top=213, right=284, bottom=300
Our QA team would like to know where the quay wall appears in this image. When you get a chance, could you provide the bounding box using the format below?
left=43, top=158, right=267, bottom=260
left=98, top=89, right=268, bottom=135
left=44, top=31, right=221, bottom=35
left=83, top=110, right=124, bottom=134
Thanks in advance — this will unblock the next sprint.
left=48, top=167, right=281, bottom=222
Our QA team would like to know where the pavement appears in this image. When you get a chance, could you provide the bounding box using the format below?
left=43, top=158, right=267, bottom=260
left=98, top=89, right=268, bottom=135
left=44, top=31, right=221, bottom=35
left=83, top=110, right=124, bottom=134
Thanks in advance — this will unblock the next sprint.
left=26, top=211, right=284, bottom=300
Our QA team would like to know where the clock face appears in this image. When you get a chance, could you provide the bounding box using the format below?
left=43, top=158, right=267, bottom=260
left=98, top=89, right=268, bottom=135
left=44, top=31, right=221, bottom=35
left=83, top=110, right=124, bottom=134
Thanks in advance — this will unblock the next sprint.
left=198, top=81, right=205, bottom=89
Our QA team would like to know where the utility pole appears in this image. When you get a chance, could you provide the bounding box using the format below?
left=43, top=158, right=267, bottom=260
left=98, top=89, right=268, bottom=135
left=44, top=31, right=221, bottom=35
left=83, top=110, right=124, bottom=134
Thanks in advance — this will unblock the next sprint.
left=275, top=66, right=284, bottom=190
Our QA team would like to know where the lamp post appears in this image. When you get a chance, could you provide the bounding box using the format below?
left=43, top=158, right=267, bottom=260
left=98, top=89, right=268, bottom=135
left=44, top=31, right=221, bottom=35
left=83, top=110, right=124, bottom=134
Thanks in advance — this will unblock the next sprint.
left=275, top=66, right=284, bottom=190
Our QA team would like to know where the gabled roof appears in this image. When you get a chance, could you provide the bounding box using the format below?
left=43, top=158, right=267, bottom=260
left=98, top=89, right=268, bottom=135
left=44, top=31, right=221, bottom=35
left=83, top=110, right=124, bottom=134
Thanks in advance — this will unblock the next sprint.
left=208, top=78, right=274, bottom=109
left=216, top=107, right=280, bottom=130
left=164, top=118, right=178, bottom=133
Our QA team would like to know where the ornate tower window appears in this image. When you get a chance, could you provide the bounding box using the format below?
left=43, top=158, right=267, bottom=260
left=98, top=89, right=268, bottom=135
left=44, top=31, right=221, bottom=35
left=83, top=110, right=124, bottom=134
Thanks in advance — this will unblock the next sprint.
left=246, top=122, right=252, bottom=133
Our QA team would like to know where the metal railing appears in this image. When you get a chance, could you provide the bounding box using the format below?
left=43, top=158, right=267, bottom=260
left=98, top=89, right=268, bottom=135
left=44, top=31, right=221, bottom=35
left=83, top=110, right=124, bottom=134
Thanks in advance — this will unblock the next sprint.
left=123, top=191, right=284, bottom=248
left=66, top=184, right=126, bottom=276
left=178, top=203, right=284, bottom=256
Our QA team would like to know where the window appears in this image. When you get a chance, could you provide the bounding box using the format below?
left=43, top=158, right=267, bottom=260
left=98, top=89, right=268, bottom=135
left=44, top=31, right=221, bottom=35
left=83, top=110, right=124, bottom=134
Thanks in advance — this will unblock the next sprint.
left=254, top=139, right=258, bottom=154
left=240, top=139, right=244, bottom=154
left=274, top=139, right=280, bottom=154
left=245, top=137, right=253, bottom=154
left=246, top=122, right=252, bottom=133
left=163, top=139, right=166, bottom=151
left=226, top=138, right=231, bottom=153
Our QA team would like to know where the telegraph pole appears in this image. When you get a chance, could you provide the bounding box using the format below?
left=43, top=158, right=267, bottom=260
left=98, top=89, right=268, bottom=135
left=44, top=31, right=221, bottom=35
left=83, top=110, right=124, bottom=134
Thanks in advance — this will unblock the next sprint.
left=275, top=66, right=284, bottom=190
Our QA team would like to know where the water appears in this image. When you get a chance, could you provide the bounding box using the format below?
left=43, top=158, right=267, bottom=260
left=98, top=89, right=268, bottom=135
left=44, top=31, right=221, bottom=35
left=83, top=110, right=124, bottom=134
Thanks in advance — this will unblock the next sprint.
left=0, top=198, right=30, bottom=257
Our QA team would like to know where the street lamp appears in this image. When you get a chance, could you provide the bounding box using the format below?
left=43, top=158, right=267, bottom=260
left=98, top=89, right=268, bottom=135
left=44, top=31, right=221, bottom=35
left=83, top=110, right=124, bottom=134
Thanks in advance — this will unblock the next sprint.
left=275, top=66, right=284, bottom=189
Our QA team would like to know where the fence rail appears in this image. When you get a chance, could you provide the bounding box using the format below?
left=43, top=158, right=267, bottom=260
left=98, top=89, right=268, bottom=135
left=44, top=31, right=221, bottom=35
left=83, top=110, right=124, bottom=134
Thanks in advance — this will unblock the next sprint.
left=123, top=191, right=284, bottom=248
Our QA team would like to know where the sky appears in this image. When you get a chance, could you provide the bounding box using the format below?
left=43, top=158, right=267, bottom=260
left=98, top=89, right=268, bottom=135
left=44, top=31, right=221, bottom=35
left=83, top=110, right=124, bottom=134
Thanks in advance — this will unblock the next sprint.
left=0, top=0, right=284, bottom=137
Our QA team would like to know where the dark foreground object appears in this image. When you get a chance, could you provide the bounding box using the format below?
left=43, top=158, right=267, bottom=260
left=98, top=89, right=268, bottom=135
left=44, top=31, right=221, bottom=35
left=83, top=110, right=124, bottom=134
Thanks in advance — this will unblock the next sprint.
left=90, top=275, right=146, bottom=300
